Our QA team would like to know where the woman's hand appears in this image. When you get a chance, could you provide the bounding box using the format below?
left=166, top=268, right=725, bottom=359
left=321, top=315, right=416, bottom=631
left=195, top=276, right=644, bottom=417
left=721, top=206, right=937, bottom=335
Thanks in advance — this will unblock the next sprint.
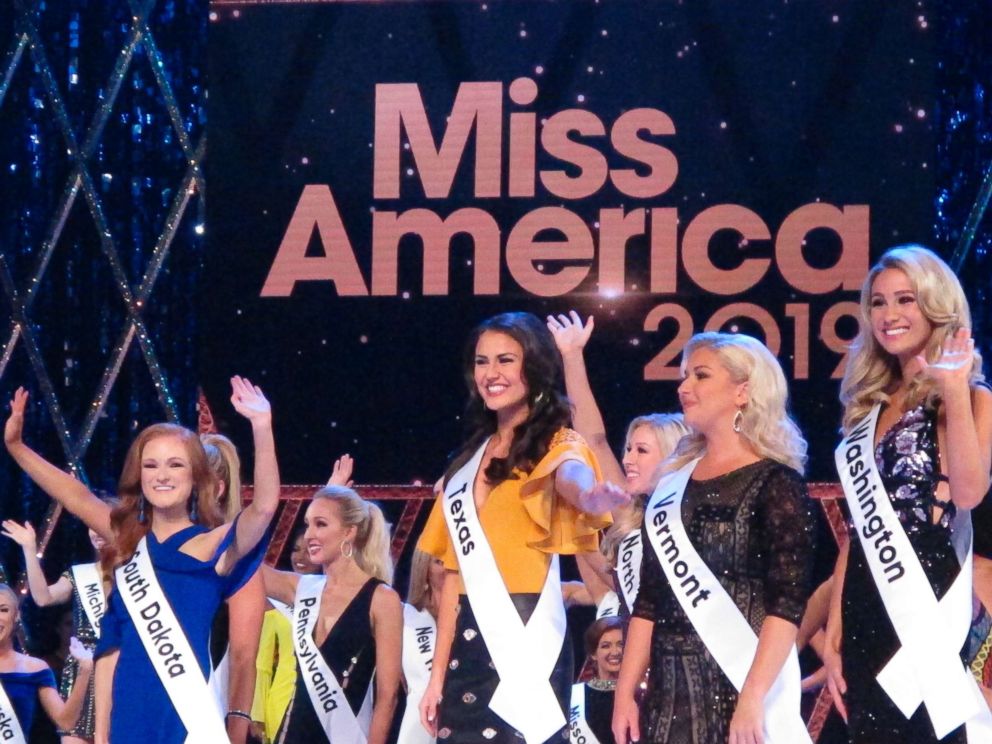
left=230, top=376, right=272, bottom=427
left=4, top=387, right=28, bottom=447
left=728, top=688, right=765, bottom=744
left=580, top=481, right=632, bottom=514
left=327, top=454, right=354, bottom=487
left=69, top=637, right=94, bottom=669
left=419, top=677, right=444, bottom=737
left=546, top=311, right=594, bottom=357
left=822, top=635, right=848, bottom=722
left=916, top=327, right=974, bottom=396
left=611, top=690, right=640, bottom=744
left=1, top=519, right=37, bottom=551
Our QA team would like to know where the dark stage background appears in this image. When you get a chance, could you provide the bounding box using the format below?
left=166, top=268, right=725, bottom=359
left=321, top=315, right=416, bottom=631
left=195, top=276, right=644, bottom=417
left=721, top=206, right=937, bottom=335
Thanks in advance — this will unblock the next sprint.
left=1, top=4, right=991, bottom=733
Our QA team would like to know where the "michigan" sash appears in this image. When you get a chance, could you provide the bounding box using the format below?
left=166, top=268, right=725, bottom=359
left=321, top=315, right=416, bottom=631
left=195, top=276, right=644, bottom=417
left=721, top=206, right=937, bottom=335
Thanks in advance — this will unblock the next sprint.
left=71, top=562, right=105, bottom=639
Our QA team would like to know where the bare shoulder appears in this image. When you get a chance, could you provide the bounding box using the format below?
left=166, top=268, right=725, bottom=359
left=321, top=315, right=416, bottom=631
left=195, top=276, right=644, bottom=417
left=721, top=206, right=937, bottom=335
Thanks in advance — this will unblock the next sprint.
left=179, top=522, right=231, bottom=561
left=371, top=583, right=402, bottom=617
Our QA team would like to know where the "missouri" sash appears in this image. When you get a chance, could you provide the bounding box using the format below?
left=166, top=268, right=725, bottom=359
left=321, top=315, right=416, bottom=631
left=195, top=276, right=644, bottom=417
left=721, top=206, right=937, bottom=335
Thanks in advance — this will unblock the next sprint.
left=568, top=683, right=601, bottom=744
left=71, top=562, right=105, bottom=639
left=0, top=675, right=28, bottom=744
left=836, top=405, right=992, bottom=739
left=442, top=438, right=567, bottom=744
left=293, top=574, right=369, bottom=743
left=115, top=537, right=228, bottom=744
left=644, top=460, right=811, bottom=744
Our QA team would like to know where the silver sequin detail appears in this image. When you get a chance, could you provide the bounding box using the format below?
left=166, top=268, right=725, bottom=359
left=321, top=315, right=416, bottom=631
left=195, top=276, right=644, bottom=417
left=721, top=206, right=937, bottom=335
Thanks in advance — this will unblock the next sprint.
left=449, top=659, right=459, bottom=670
left=438, top=728, right=452, bottom=739
left=461, top=692, right=477, bottom=704
left=462, top=628, right=478, bottom=641
left=482, top=728, right=498, bottom=739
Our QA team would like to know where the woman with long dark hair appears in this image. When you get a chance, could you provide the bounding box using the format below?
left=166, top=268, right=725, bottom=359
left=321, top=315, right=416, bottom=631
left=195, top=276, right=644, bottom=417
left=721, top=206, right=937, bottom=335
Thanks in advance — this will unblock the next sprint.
left=417, top=312, right=625, bottom=744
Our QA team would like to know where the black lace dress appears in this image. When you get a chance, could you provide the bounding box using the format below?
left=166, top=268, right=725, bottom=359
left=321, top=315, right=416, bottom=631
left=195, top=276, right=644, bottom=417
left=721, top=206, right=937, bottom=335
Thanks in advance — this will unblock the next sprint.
left=842, top=404, right=968, bottom=743
left=276, top=578, right=382, bottom=742
left=632, top=459, right=817, bottom=744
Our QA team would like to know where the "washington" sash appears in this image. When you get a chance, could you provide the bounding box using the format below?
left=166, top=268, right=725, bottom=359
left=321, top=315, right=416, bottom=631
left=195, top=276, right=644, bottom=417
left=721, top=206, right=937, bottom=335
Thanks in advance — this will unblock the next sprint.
left=0, top=675, right=28, bottom=744
left=568, top=683, right=601, bottom=744
left=71, top=562, right=105, bottom=638
left=614, top=528, right=643, bottom=615
left=836, top=405, right=992, bottom=739
left=398, top=603, right=436, bottom=744
left=644, top=460, right=811, bottom=744
left=293, top=574, right=369, bottom=743
left=115, top=537, right=228, bottom=744
left=442, top=438, right=567, bottom=744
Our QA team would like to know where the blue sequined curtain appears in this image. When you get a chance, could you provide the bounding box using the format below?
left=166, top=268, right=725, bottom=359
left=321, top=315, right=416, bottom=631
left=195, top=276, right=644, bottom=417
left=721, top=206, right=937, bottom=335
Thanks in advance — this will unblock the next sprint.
left=0, top=0, right=205, bottom=649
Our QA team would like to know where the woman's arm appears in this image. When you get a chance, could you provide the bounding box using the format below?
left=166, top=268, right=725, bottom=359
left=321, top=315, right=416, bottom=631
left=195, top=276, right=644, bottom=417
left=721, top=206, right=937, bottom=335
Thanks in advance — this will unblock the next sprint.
left=923, top=329, right=992, bottom=509
left=612, top=615, right=652, bottom=744
left=217, top=377, right=280, bottom=573
left=796, top=576, right=832, bottom=651
left=94, top=650, right=118, bottom=744
left=547, top=312, right=626, bottom=487
left=728, top=616, right=799, bottom=743
left=368, top=585, right=403, bottom=744
left=225, top=570, right=266, bottom=744
left=38, top=638, right=93, bottom=731
left=4, top=388, right=112, bottom=540
left=823, top=541, right=849, bottom=722
left=556, top=460, right=629, bottom=515
left=575, top=551, right=615, bottom=605
left=1, top=520, right=72, bottom=606
left=260, top=565, right=300, bottom=605
left=420, top=569, right=459, bottom=736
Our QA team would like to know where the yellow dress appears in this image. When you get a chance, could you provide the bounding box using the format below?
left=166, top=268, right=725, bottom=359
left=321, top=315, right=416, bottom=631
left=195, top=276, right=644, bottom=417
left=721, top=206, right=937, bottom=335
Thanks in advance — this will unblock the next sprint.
left=251, top=608, right=296, bottom=743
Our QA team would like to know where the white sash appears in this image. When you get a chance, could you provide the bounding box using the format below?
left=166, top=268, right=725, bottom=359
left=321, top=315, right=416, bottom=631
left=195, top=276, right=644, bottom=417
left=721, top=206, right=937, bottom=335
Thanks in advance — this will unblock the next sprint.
left=0, top=676, right=28, bottom=744
left=270, top=597, right=294, bottom=623
left=115, top=537, right=227, bottom=744
left=568, top=683, right=601, bottom=744
left=644, top=460, right=811, bottom=744
left=208, top=649, right=230, bottom=714
left=837, top=406, right=992, bottom=739
left=398, top=604, right=436, bottom=744
left=442, top=439, right=567, bottom=743
left=71, top=562, right=105, bottom=639
left=614, top=528, right=643, bottom=614
left=595, top=592, right=620, bottom=620
left=293, top=574, right=369, bottom=744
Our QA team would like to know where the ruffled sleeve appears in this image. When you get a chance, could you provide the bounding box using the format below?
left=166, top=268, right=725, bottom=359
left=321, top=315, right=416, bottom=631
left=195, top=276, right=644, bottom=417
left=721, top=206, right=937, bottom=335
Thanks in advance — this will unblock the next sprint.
left=94, top=588, right=122, bottom=658
left=417, top=495, right=459, bottom=571
left=518, top=428, right=610, bottom=555
left=213, top=512, right=272, bottom=598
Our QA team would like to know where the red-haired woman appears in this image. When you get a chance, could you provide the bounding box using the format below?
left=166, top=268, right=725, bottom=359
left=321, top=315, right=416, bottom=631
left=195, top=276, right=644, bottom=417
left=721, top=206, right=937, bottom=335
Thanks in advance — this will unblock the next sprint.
left=3, top=377, right=280, bottom=744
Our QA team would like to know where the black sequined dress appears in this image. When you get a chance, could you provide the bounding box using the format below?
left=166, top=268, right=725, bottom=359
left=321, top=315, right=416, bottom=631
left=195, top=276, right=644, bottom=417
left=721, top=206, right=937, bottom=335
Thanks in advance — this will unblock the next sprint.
left=57, top=567, right=99, bottom=738
left=842, top=404, right=968, bottom=743
left=632, top=459, right=816, bottom=744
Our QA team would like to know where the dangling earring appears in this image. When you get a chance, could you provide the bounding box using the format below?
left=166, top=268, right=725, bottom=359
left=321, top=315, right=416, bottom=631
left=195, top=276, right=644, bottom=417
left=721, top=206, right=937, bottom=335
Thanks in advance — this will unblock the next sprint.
left=340, top=540, right=354, bottom=559
left=138, top=495, right=147, bottom=524
left=189, top=493, right=198, bottom=523
left=732, top=409, right=744, bottom=433
left=534, top=391, right=546, bottom=406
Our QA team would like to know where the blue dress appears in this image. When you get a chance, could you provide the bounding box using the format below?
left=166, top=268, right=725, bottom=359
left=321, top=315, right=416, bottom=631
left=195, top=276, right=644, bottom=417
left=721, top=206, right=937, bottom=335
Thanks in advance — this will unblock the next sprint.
left=95, top=518, right=267, bottom=743
left=0, top=667, right=57, bottom=734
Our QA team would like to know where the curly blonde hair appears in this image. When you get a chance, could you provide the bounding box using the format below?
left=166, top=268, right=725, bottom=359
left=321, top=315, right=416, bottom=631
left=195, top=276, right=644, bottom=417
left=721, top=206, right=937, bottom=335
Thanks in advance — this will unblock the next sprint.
left=668, top=332, right=807, bottom=475
left=840, top=245, right=984, bottom=431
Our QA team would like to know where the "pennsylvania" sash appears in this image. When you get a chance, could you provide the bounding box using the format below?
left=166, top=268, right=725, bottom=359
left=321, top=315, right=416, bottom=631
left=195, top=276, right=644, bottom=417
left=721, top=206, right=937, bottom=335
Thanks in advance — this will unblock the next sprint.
left=293, top=574, right=370, bottom=743
left=442, top=438, right=567, bottom=744
left=836, top=405, right=992, bottom=739
left=644, top=459, right=811, bottom=744
left=71, top=562, right=105, bottom=639
left=0, top=675, right=28, bottom=744
left=115, top=537, right=227, bottom=744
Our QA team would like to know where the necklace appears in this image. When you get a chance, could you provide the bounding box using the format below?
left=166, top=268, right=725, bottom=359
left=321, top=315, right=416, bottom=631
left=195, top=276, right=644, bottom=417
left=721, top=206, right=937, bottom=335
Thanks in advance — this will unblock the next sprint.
left=587, top=677, right=617, bottom=691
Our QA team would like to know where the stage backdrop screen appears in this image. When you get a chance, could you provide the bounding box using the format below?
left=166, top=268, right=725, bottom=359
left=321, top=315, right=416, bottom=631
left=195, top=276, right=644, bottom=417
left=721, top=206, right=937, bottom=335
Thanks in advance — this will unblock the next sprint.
left=205, top=0, right=936, bottom=483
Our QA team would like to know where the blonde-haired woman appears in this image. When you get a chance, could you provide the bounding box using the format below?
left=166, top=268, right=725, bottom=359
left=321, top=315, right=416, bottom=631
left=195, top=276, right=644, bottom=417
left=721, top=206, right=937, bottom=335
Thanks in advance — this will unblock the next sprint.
left=263, top=486, right=402, bottom=744
left=613, top=332, right=817, bottom=744
left=823, top=245, right=992, bottom=743
left=548, top=311, right=688, bottom=620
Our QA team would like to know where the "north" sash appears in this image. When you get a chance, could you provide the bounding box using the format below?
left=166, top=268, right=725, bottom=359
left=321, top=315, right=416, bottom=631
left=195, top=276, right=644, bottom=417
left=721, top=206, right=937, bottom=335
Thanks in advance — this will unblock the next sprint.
left=644, top=459, right=811, bottom=744
left=70, top=562, right=105, bottom=639
left=293, top=574, right=369, bottom=743
left=115, top=537, right=227, bottom=744
left=614, top=529, right=642, bottom=615
left=836, top=405, right=992, bottom=739
left=442, top=438, right=567, bottom=744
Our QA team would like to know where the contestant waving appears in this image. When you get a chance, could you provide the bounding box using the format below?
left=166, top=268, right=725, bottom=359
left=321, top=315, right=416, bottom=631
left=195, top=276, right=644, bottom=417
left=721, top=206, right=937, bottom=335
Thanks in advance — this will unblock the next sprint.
left=613, top=332, right=817, bottom=744
left=417, top=312, right=626, bottom=744
left=824, top=246, right=992, bottom=743
left=262, top=486, right=402, bottom=744
left=3, top=376, right=279, bottom=744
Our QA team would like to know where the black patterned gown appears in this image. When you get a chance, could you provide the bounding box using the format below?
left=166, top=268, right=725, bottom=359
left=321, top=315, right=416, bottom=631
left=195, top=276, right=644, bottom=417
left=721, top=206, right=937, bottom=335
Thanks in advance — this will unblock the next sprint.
left=842, top=404, right=968, bottom=743
left=632, top=459, right=817, bottom=744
